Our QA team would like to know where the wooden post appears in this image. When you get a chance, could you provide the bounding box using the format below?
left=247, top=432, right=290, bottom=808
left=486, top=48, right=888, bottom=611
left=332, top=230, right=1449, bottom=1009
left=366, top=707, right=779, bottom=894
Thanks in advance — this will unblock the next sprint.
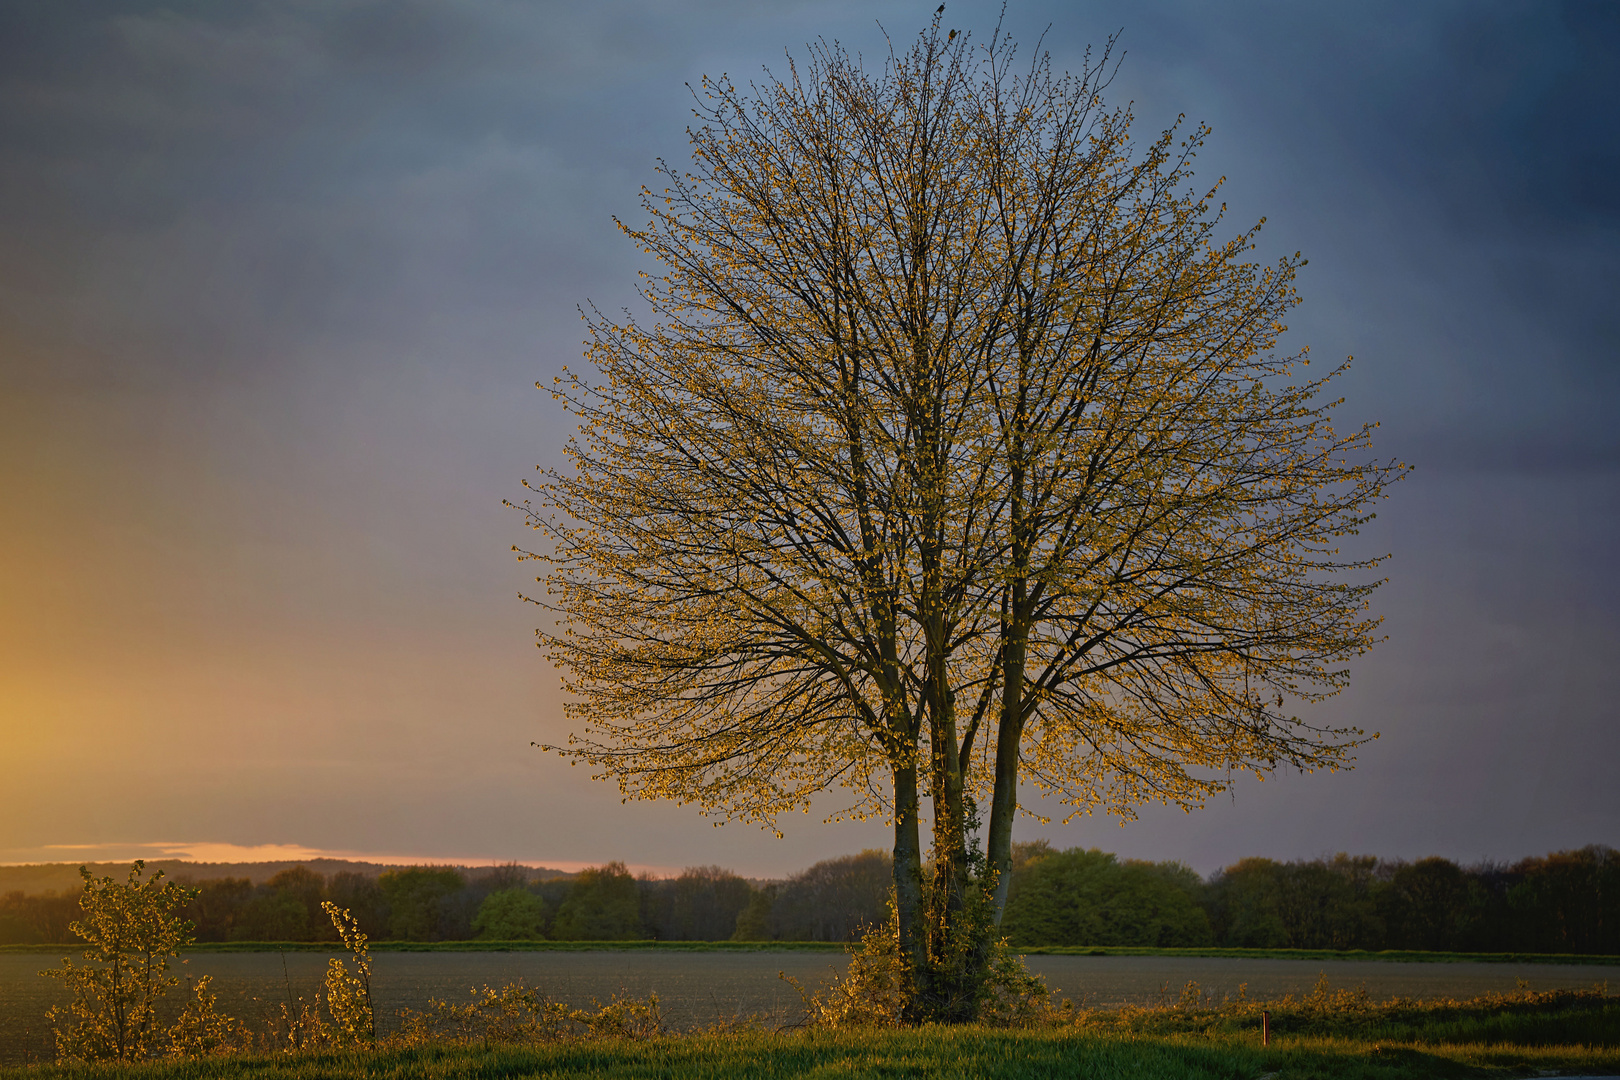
left=1262, top=1009, right=1270, bottom=1047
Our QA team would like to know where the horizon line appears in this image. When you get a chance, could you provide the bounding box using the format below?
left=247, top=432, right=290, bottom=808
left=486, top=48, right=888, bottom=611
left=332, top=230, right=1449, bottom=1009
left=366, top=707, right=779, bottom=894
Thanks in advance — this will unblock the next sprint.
left=0, top=841, right=687, bottom=878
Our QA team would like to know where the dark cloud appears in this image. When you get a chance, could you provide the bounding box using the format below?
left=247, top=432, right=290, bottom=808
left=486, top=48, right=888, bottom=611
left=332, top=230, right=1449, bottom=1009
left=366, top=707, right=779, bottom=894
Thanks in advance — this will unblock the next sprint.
left=0, top=0, right=1614, bottom=874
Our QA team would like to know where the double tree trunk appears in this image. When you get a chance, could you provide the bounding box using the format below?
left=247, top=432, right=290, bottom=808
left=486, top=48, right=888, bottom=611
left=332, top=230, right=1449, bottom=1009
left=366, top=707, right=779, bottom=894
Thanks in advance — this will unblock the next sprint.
left=888, top=615, right=1028, bottom=1019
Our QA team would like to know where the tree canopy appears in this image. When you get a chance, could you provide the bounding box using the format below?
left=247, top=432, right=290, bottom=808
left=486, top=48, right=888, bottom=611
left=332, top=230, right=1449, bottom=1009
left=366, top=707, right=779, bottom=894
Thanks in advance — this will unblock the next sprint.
left=518, top=13, right=1401, bottom=1020
left=1000, top=846, right=1212, bottom=948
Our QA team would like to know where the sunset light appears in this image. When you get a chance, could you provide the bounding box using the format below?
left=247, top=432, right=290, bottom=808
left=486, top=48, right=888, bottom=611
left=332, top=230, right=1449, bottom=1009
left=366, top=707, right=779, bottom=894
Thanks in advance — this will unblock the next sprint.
left=0, top=1, right=1614, bottom=1069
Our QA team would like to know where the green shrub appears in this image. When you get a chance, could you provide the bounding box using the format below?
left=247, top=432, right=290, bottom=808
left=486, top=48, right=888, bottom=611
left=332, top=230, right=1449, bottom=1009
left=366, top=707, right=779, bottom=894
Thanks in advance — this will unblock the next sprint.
left=786, top=903, right=1051, bottom=1028
left=473, top=888, right=547, bottom=940
left=550, top=862, right=642, bottom=940
left=40, top=861, right=245, bottom=1062
left=377, top=867, right=466, bottom=941
left=1002, top=847, right=1212, bottom=947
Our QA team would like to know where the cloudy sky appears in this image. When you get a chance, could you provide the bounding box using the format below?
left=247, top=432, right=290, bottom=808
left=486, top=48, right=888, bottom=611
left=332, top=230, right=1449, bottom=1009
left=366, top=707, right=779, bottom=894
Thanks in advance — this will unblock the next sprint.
left=1, top=0, right=1614, bottom=878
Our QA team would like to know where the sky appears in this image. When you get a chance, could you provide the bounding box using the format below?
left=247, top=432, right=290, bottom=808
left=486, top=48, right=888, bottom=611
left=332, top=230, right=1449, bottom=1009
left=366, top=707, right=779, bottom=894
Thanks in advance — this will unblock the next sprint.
left=0, top=0, right=1615, bottom=880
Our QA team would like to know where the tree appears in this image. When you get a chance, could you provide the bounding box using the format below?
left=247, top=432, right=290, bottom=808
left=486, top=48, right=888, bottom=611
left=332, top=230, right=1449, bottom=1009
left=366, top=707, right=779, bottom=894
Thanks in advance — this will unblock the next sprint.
left=473, top=888, right=548, bottom=940
left=768, top=851, right=894, bottom=942
left=519, top=13, right=1399, bottom=1020
left=1205, top=857, right=1289, bottom=948
left=265, top=866, right=330, bottom=939
left=40, top=861, right=239, bottom=1062
left=377, top=867, right=466, bottom=942
left=1205, top=853, right=1387, bottom=949
left=232, top=885, right=310, bottom=941
left=0, top=889, right=78, bottom=944
left=325, top=872, right=388, bottom=940
left=185, top=877, right=254, bottom=942
left=641, top=865, right=754, bottom=940
left=1505, top=846, right=1620, bottom=954
left=550, top=862, right=644, bottom=940
left=1001, top=847, right=1211, bottom=947
left=730, top=885, right=776, bottom=941
left=1273, top=854, right=1383, bottom=950
left=472, top=863, right=533, bottom=899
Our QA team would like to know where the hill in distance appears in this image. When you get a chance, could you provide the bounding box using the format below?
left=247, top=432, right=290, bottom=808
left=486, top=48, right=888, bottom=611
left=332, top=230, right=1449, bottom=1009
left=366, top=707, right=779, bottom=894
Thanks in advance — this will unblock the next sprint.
left=0, top=859, right=578, bottom=896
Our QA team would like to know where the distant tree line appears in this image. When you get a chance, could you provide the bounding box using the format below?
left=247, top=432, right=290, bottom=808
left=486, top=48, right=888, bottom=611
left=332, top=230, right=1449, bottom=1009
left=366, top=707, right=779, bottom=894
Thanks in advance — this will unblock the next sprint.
left=0, top=850, right=893, bottom=946
left=1001, top=843, right=1619, bottom=955
left=2, top=845, right=1613, bottom=953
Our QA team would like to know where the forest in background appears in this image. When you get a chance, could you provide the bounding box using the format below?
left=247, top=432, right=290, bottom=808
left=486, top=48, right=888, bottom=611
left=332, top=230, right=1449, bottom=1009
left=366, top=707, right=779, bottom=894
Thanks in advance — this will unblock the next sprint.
left=0, top=858, right=576, bottom=897
left=1, top=844, right=1614, bottom=955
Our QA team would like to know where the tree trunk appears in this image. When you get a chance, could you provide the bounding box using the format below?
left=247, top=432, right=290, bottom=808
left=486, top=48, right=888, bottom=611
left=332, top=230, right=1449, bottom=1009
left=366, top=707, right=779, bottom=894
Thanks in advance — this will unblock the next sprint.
left=924, top=672, right=978, bottom=1019
left=988, top=613, right=1028, bottom=925
left=890, top=757, right=927, bottom=1000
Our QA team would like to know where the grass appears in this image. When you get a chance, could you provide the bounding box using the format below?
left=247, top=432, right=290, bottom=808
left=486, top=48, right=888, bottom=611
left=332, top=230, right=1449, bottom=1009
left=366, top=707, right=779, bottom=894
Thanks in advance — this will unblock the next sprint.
left=3, top=1024, right=1617, bottom=1079
left=4, top=941, right=1617, bottom=963
left=1066, top=980, right=1620, bottom=1045
left=5, top=982, right=1615, bottom=1078
left=1019, top=946, right=1620, bottom=966
left=0, top=940, right=847, bottom=954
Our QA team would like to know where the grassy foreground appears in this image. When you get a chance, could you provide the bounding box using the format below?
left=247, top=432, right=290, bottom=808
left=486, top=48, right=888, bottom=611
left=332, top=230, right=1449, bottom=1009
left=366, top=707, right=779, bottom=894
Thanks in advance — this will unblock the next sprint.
left=3, top=1026, right=1617, bottom=1080
left=7, top=985, right=1616, bottom=1079
left=1019, top=946, right=1620, bottom=967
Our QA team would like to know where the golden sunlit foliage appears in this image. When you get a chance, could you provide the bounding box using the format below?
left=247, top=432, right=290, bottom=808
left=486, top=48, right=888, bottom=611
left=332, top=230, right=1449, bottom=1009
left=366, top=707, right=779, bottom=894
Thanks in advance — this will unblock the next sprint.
left=516, top=13, right=1401, bottom=1020
left=321, top=901, right=376, bottom=1046
left=40, top=861, right=242, bottom=1062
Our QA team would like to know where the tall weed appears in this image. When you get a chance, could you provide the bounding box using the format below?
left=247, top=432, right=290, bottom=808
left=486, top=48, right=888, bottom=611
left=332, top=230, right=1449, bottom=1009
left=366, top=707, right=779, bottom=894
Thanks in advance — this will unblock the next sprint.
left=319, top=901, right=374, bottom=1045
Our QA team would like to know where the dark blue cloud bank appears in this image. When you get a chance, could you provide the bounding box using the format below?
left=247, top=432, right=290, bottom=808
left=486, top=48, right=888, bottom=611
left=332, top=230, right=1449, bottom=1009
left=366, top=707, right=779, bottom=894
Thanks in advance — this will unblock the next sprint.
left=0, top=1, right=1612, bottom=873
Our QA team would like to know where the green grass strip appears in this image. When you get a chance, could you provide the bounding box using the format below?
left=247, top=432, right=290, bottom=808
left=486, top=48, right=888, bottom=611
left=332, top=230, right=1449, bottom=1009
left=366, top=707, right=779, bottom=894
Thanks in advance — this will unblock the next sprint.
left=2, top=940, right=848, bottom=955
left=4, top=1026, right=1618, bottom=1079
left=1013, top=945, right=1620, bottom=966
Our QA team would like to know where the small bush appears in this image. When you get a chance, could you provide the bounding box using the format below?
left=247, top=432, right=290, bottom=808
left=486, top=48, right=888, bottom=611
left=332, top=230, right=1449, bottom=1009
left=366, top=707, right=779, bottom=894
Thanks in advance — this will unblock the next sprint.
left=398, top=983, right=663, bottom=1045
left=40, top=862, right=230, bottom=1062
left=785, top=919, right=911, bottom=1028
left=784, top=907, right=1051, bottom=1029
left=167, top=976, right=251, bottom=1058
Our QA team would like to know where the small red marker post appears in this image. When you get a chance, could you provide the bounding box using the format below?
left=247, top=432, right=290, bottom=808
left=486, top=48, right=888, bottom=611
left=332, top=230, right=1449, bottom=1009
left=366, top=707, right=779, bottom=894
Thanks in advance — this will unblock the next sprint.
left=1262, top=1010, right=1270, bottom=1047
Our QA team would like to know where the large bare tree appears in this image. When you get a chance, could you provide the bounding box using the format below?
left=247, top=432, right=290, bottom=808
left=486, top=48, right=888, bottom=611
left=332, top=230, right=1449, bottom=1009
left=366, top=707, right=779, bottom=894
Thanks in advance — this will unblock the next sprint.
left=515, top=15, right=1401, bottom=1020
